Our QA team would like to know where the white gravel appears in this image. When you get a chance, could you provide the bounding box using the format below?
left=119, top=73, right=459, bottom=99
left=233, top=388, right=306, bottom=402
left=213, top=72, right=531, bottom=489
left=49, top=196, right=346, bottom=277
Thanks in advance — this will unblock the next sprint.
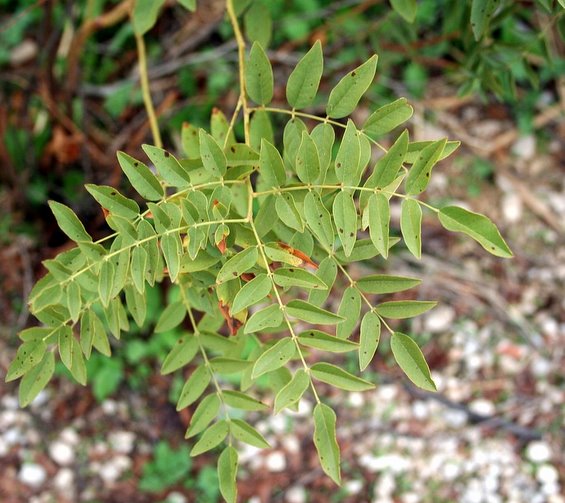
left=18, top=463, right=47, bottom=488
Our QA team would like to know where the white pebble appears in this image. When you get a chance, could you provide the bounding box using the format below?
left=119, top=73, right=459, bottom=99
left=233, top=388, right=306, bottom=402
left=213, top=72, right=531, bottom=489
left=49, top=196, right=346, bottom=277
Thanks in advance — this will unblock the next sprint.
left=512, top=135, right=536, bottom=160
left=18, top=463, right=47, bottom=488
left=348, top=392, right=365, bottom=408
left=526, top=441, right=552, bottom=463
left=4, top=427, right=25, bottom=446
left=441, top=461, right=461, bottom=480
left=60, top=428, right=80, bottom=446
left=165, top=492, right=187, bottom=503
left=285, top=486, right=306, bottom=503
left=1, top=395, right=20, bottom=410
left=280, top=435, right=300, bottom=454
left=469, top=399, right=495, bottom=416
left=102, top=400, right=119, bottom=415
left=502, top=193, right=523, bottom=223
left=424, top=305, right=455, bottom=333
left=375, top=472, right=396, bottom=497
left=537, top=464, right=559, bottom=484
left=49, top=441, right=75, bottom=466
left=54, top=468, right=74, bottom=495
left=265, top=451, right=286, bottom=472
left=412, top=400, right=429, bottom=420
left=344, top=479, right=363, bottom=495
left=109, top=431, right=136, bottom=454
left=542, top=482, right=560, bottom=496
left=0, top=438, right=8, bottom=456
left=98, top=455, right=132, bottom=483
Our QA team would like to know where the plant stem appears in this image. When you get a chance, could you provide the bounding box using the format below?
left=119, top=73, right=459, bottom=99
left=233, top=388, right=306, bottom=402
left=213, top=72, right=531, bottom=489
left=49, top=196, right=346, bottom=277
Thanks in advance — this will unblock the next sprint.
left=135, top=31, right=163, bottom=148
left=226, top=0, right=250, bottom=144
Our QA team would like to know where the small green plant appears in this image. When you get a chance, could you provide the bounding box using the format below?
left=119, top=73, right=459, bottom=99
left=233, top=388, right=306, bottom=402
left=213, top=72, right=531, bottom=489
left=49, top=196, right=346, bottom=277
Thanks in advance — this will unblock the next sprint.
left=6, top=1, right=513, bottom=501
left=139, top=441, right=192, bottom=493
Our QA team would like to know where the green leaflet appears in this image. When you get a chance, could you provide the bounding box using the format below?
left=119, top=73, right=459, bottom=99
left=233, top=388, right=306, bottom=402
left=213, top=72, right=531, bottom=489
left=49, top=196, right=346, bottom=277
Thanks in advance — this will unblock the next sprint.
left=313, top=403, right=341, bottom=485
left=283, top=117, right=307, bottom=169
left=117, top=151, right=163, bottom=201
left=91, top=311, right=111, bottom=357
left=336, top=287, right=361, bottom=339
left=405, top=138, right=447, bottom=195
left=335, top=120, right=360, bottom=186
left=160, top=334, right=198, bottom=374
left=186, top=393, right=221, bottom=439
left=142, top=145, right=191, bottom=187
left=273, top=267, right=328, bottom=290
left=471, top=0, right=499, bottom=40
left=178, top=0, right=196, bottom=11
left=218, top=446, right=238, bottom=503
left=217, top=247, right=258, bottom=284
left=66, top=281, right=82, bottom=323
left=231, top=274, right=272, bottom=314
left=58, top=325, right=73, bottom=369
left=6, top=339, right=46, bottom=382
left=161, top=233, right=182, bottom=282
left=274, top=368, right=310, bottom=414
left=223, top=390, right=269, bottom=411
left=19, top=351, right=55, bottom=407
left=177, top=365, right=211, bottom=410
left=438, top=206, right=513, bottom=258
left=286, top=40, right=323, bottom=109
left=308, top=256, right=337, bottom=307
left=124, top=285, right=146, bottom=327
left=390, top=0, right=417, bottom=23
left=359, top=311, right=381, bottom=371
left=252, top=337, right=295, bottom=378
left=400, top=198, right=423, bottom=259
left=99, top=259, right=115, bottom=308
left=131, top=245, right=148, bottom=294
left=69, top=336, right=86, bottom=385
left=326, top=55, right=378, bottom=119
left=85, top=184, right=140, bottom=220
left=364, top=129, right=408, bottom=190
left=304, top=191, right=335, bottom=251
left=405, top=140, right=459, bottom=164
left=286, top=300, right=344, bottom=325
left=298, top=330, right=358, bottom=353
left=190, top=420, right=229, bottom=457
left=48, top=201, right=91, bottom=243
left=132, top=0, right=165, bottom=35
left=211, top=108, right=236, bottom=148
left=363, top=98, right=413, bottom=137
left=391, top=332, right=436, bottom=391
left=332, top=191, right=357, bottom=257
left=244, top=304, right=283, bottom=334
left=244, top=1, right=272, bottom=48
left=230, top=419, right=270, bottom=448
left=275, top=193, right=304, bottom=232
left=356, top=274, right=421, bottom=294
left=260, top=139, right=286, bottom=187
left=199, top=129, right=227, bottom=178
left=367, top=193, right=390, bottom=259
left=210, top=358, right=251, bottom=374
left=181, top=122, right=200, bottom=158
left=250, top=110, right=274, bottom=151
left=155, top=301, right=186, bottom=333
left=311, top=362, right=374, bottom=391
left=263, top=244, right=303, bottom=267
left=311, top=123, right=335, bottom=182
left=245, top=42, right=273, bottom=105
left=296, top=131, right=320, bottom=183
left=375, top=300, right=437, bottom=319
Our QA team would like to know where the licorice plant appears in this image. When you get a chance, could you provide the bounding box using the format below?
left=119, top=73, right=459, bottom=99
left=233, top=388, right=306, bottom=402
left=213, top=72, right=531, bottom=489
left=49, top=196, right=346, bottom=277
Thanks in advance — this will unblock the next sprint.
left=5, top=1, right=513, bottom=501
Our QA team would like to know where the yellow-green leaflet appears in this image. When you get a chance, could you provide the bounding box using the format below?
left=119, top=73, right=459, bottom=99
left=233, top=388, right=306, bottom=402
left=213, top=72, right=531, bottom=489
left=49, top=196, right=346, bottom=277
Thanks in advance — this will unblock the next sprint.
left=356, top=274, right=421, bottom=294
left=359, top=311, right=381, bottom=371
left=326, top=55, right=378, bottom=118
left=274, top=369, right=310, bottom=414
left=142, top=145, right=191, bottom=187
left=199, top=129, right=227, bottom=177
left=185, top=393, right=221, bottom=439
left=18, top=352, right=55, bottom=407
left=313, top=403, right=341, bottom=484
left=367, top=193, right=390, bottom=259
left=438, top=206, right=513, bottom=258
left=286, top=40, right=323, bottom=109
left=400, top=198, right=423, bottom=258
left=311, top=362, right=375, bottom=391
left=223, top=390, right=269, bottom=411
left=287, top=300, right=345, bottom=325
left=245, top=42, right=273, bottom=105
left=160, top=335, right=198, bottom=374
left=405, top=138, right=447, bottom=195
left=244, top=1, right=271, bottom=48
left=244, top=304, right=283, bottom=333
left=190, top=420, right=229, bottom=457
left=252, top=337, right=295, bottom=378
left=332, top=191, right=357, bottom=257
left=296, top=131, right=320, bottom=183
left=176, top=366, right=210, bottom=411
left=335, top=120, right=360, bottom=186
left=336, top=287, right=361, bottom=339
left=218, top=446, right=238, bottom=503
left=376, top=300, right=437, bottom=319
left=117, top=151, right=163, bottom=201
left=217, top=247, right=258, bottom=284
left=48, top=201, right=92, bottom=242
left=231, top=274, right=272, bottom=314
left=230, top=419, right=270, bottom=448
left=260, top=139, right=286, bottom=187
left=298, top=330, right=358, bottom=353
left=86, top=184, right=140, bottom=219
left=391, top=332, right=436, bottom=391
left=471, top=0, right=498, bottom=40
left=363, top=98, right=414, bottom=137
